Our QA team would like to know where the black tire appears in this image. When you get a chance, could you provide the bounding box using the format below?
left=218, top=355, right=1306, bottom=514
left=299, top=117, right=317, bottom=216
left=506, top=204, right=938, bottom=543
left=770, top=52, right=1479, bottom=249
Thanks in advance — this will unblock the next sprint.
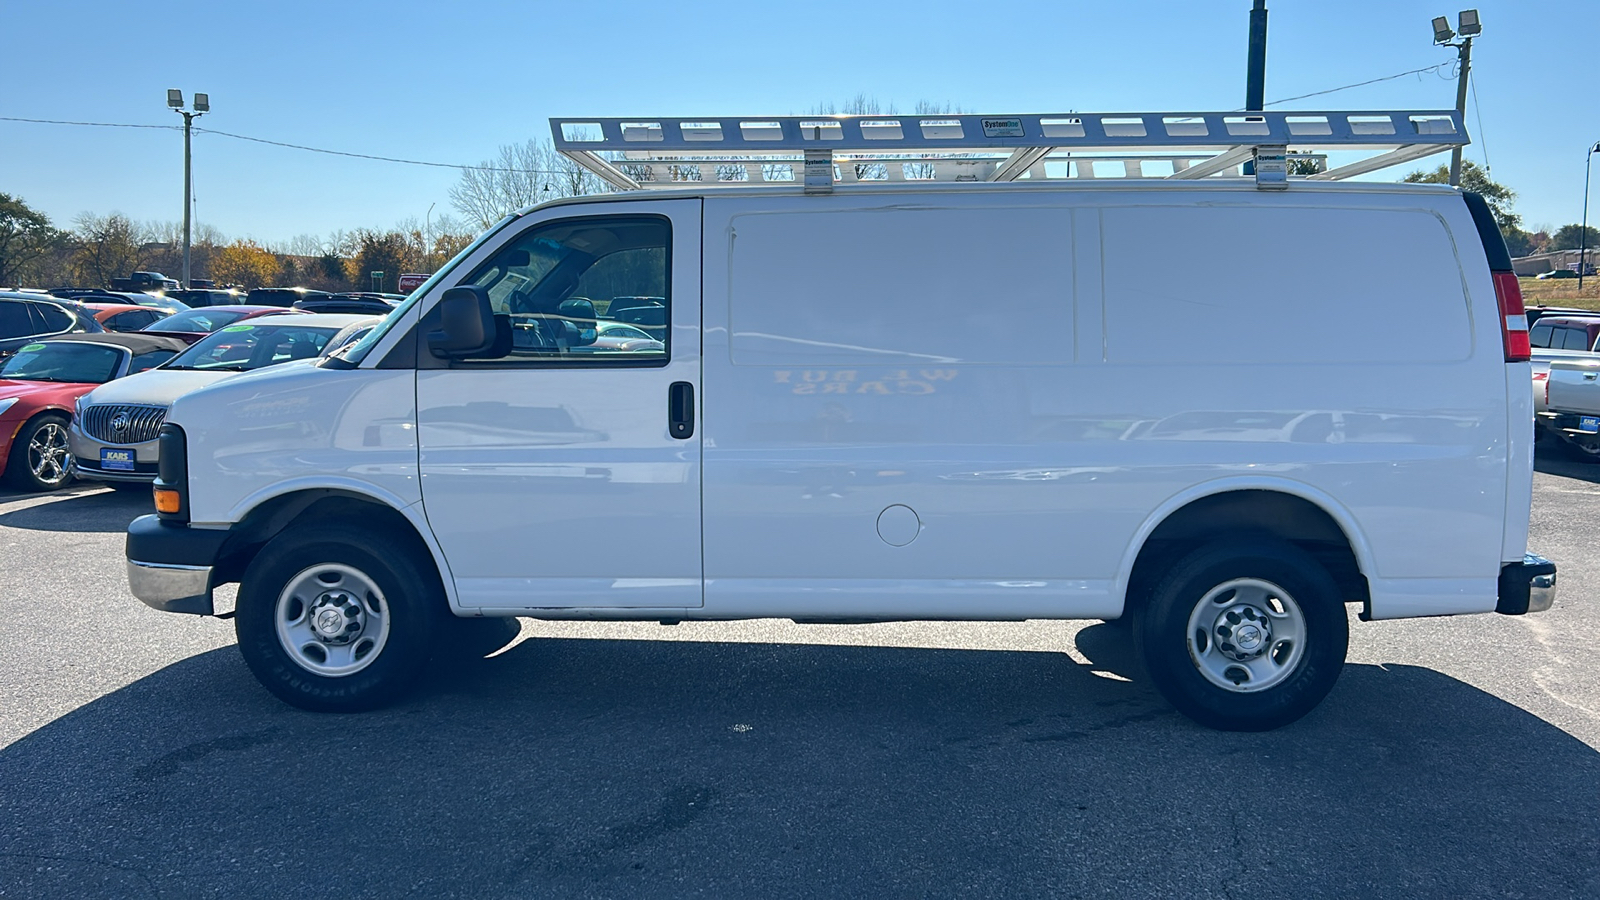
left=1559, top=432, right=1600, bottom=463
left=1134, top=537, right=1348, bottom=732
left=235, top=520, right=446, bottom=712
left=3, top=413, right=74, bottom=492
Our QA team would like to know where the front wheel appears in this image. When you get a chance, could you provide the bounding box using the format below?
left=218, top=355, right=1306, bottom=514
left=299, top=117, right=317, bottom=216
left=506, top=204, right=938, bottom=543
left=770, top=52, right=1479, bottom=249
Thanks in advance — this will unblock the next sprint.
left=3, top=414, right=74, bottom=492
left=1135, top=538, right=1348, bottom=732
left=235, top=521, right=445, bottom=712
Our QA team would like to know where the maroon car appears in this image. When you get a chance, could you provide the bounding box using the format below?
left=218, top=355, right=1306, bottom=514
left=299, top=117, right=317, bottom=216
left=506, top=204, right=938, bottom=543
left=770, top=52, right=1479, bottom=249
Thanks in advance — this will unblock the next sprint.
left=0, top=333, right=191, bottom=491
left=140, top=305, right=305, bottom=344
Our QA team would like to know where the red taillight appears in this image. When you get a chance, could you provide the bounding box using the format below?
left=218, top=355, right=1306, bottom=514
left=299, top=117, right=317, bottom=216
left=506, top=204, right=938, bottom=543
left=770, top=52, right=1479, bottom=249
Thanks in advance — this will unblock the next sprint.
left=1493, top=271, right=1531, bottom=362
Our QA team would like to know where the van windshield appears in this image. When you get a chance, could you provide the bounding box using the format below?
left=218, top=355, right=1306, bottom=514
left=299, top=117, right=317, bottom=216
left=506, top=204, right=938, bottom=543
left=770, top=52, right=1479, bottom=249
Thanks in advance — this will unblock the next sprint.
left=328, top=214, right=519, bottom=367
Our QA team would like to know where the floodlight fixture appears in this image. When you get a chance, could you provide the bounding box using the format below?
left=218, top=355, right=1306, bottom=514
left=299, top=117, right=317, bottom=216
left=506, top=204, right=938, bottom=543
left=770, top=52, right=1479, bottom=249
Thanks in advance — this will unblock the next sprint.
left=167, top=89, right=183, bottom=108
left=193, top=93, right=209, bottom=112
left=1457, top=9, right=1481, bottom=36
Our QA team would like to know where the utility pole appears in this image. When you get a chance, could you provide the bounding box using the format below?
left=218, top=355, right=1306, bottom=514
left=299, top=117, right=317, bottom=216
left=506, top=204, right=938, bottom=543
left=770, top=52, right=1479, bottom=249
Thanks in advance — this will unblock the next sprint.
left=1580, top=142, right=1600, bottom=291
left=1243, top=1, right=1267, bottom=176
left=1449, top=39, right=1472, bottom=186
left=167, top=90, right=209, bottom=288
left=1246, top=1, right=1267, bottom=111
left=1431, top=11, right=1480, bottom=187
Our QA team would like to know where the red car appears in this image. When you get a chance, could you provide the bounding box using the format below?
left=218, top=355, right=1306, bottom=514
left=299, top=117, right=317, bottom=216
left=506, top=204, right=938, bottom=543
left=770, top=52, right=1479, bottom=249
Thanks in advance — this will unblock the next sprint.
left=0, top=333, right=191, bottom=491
left=140, top=305, right=305, bottom=344
left=79, top=302, right=172, bottom=333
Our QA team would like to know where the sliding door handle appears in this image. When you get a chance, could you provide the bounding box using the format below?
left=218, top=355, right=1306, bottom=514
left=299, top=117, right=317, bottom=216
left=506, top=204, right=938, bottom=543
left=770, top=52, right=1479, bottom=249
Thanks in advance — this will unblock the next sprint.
left=669, top=382, right=695, bottom=439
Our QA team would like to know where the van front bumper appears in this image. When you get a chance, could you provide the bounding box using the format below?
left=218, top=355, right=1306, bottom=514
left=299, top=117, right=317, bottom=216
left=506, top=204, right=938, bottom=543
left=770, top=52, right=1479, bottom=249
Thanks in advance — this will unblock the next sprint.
left=1497, top=554, right=1557, bottom=615
left=125, top=514, right=230, bottom=615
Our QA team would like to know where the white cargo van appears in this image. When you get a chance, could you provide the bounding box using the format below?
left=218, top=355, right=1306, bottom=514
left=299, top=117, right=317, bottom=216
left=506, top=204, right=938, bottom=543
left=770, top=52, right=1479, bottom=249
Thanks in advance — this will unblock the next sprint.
left=125, top=111, right=1555, bottom=731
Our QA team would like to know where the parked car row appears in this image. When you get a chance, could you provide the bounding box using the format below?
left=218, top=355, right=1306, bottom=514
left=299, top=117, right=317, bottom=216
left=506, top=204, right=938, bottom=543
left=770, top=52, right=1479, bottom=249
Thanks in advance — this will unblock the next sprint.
left=0, top=334, right=191, bottom=490
left=0, top=311, right=379, bottom=492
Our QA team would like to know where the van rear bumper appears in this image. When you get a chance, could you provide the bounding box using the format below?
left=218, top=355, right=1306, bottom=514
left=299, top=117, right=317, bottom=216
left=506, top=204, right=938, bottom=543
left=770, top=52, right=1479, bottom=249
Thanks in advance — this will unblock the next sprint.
left=1497, top=554, right=1557, bottom=615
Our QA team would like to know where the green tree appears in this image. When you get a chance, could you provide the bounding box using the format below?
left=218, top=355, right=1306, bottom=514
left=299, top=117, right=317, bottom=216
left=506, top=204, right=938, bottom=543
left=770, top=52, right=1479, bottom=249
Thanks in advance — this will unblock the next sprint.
left=0, top=193, right=60, bottom=287
left=1546, top=224, right=1600, bottom=252
left=1501, top=225, right=1536, bottom=258
left=347, top=230, right=419, bottom=293
left=1403, top=160, right=1520, bottom=230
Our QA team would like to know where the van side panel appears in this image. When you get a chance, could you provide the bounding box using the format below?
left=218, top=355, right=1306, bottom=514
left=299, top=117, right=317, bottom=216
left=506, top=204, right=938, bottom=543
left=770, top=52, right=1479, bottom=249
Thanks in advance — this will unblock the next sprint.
left=1104, top=197, right=1504, bottom=615
left=700, top=189, right=1508, bottom=620
left=702, top=194, right=1123, bottom=618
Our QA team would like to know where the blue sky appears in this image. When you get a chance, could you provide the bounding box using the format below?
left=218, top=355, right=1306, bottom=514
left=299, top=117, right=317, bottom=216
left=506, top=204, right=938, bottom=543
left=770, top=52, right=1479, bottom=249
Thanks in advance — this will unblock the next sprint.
left=2, top=0, right=1592, bottom=244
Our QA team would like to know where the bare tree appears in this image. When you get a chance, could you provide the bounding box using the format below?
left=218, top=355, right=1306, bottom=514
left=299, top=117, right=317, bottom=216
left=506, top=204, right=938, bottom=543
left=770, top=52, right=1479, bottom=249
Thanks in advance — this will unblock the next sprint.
left=72, top=212, right=141, bottom=286
left=287, top=233, right=327, bottom=257
left=448, top=139, right=608, bottom=230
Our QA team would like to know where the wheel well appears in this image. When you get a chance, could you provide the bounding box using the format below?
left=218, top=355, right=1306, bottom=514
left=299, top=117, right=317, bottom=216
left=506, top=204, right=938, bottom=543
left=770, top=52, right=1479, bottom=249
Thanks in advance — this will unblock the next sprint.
left=1125, top=490, right=1369, bottom=616
left=212, top=490, right=432, bottom=587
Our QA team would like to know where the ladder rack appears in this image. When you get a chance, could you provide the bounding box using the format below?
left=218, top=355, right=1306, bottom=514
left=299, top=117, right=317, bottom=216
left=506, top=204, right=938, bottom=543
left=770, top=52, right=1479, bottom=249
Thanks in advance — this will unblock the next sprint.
left=550, top=110, right=1466, bottom=192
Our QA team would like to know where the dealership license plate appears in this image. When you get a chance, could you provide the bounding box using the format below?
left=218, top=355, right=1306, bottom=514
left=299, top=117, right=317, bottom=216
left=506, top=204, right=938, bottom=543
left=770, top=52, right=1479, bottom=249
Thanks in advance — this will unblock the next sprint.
left=100, top=448, right=136, bottom=471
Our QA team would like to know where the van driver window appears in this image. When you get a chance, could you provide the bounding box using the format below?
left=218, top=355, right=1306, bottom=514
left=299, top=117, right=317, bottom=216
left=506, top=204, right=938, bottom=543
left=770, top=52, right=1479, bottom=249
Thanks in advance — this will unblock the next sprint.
left=457, top=216, right=670, bottom=364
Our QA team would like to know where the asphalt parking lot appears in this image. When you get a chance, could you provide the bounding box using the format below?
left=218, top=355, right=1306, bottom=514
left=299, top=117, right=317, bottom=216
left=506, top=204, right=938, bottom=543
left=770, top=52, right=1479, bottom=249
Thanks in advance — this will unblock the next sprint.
left=2, top=460, right=1598, bottom=899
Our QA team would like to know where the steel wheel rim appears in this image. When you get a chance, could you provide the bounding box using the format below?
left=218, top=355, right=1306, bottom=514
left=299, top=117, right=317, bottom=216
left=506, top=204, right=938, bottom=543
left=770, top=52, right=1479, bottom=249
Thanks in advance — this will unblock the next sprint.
left=1185, top=577, right=1307, bottom=693
left=274, top=563, right=391, bottom=677
left=27, top=422, right=71, bottom=486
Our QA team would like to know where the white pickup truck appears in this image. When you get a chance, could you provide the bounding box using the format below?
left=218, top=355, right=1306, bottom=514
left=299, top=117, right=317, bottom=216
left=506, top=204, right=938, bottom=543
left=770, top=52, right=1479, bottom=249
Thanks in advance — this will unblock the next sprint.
left=1544, top=355, right=1600, bottom=458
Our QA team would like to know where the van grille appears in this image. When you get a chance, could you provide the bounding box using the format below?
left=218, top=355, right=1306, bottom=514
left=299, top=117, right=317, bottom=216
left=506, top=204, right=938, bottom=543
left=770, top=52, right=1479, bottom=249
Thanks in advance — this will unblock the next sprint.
left=82, top=404, right=167, bottom=445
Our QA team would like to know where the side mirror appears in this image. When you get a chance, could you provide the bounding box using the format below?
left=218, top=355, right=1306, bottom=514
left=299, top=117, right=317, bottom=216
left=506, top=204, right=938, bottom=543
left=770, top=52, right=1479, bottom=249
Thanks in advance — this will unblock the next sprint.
left=427, top=286, right=496, bottom=358
left=558, top=298, right=597, bottom=347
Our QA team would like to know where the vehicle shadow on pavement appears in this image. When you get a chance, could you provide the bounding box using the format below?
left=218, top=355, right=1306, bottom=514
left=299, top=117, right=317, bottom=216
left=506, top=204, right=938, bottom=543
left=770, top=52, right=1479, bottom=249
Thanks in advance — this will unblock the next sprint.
left=0, top=486, right=152, bottom=533
left=1, top=628, right=1596, bottom=900
left=1535, top=451, right=1600, bottom=484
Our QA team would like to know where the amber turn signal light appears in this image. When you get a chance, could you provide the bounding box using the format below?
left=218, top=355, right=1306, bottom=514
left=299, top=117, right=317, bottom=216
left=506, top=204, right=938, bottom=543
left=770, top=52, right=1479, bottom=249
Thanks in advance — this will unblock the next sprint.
left=154, top=488, right=182, bottom=514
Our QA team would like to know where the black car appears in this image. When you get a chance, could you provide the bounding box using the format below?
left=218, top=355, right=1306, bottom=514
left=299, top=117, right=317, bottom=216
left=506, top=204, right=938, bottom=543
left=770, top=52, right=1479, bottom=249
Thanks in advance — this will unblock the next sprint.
left=247, top=287, right=331, bottom=308
left=292, top=293, right=397, bottom=315
left=47, top=288, right=139, bottom=305
left=0, top=292, right=106, bottom=359
left=167, top=289, right=247, bottom=308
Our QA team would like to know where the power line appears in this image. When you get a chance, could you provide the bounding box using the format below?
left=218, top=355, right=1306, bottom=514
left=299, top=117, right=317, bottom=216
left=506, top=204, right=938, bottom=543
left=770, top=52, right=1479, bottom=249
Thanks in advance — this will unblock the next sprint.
left=8, top=62, right=1470, bottom=175
left=193, top=127, right=570, bottom=175
left=0, top=115, right=177, bottom=130
left=1469, top=70, right=1490, bottom=175
left=0, top=115, right=564, bottom=175
left=1262, top=61, right=1454, bottom=106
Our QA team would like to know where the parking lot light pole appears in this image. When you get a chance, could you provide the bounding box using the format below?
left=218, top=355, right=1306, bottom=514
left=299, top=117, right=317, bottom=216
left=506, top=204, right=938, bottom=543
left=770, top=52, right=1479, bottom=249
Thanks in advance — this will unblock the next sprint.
left=1581, top=142, right=1600, bottom=291
left=1431, top=10, right=1479, bottom=187
left=167, top=90, right=209, bottom=289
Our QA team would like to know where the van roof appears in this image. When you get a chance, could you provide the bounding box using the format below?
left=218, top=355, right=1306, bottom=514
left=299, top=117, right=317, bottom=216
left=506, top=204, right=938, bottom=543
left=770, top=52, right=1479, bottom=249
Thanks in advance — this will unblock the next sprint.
left=520, top=177, right=1465, bottom=216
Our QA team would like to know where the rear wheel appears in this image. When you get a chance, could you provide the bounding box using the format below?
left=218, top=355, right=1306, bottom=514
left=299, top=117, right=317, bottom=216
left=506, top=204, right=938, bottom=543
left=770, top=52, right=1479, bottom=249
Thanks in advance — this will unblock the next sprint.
left=1135, top=538, right=1348, bottom=731
left=3, top=414, right=74, bottom=492
left=235, top=521, right=445, bottom=712
left=1559, top=432, right=1600, bottom=463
